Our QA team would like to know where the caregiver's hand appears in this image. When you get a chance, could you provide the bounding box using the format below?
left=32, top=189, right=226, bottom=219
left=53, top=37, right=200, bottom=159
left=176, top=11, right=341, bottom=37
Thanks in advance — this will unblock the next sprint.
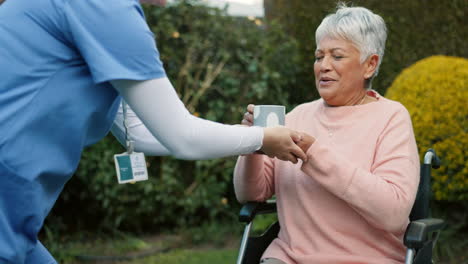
left=261, top=127, right=307, bottom=163
left=241, top=104, right=307, bottom=163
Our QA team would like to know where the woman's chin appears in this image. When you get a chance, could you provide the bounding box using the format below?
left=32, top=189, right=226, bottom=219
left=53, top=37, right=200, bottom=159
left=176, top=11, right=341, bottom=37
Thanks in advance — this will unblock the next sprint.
left=318, top=89, right=334, bottom=100
left=318, top=91, right=339, bottom=106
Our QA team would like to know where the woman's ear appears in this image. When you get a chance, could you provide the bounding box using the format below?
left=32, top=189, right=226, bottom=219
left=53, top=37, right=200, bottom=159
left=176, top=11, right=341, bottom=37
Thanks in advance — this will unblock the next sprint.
left=364, top=54, right=379, bottom=79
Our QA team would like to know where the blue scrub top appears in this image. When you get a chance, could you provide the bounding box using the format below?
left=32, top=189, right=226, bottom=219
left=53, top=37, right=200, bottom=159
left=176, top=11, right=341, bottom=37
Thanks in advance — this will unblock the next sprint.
left=0, top=0, right=166, bottom=262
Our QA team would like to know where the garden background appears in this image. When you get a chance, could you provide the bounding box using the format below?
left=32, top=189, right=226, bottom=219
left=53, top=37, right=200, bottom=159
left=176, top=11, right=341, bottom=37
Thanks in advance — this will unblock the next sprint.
left=41, top=0, right=467, bottom=263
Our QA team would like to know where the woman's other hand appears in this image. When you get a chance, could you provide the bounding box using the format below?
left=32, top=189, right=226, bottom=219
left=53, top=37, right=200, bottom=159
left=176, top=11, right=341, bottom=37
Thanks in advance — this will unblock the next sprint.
left=296, top=132, right=315, bottom=154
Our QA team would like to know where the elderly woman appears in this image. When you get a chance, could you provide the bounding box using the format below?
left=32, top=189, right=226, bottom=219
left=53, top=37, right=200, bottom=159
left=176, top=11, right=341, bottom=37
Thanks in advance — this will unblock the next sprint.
left=234, top=4, right=420, bottom=264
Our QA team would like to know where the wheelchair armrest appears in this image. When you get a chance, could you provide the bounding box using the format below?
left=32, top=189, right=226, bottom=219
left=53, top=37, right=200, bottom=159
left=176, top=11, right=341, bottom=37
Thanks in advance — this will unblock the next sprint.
left=239, top=201, right=277, bottom=223
left=404, top=218, right=445, bottom=249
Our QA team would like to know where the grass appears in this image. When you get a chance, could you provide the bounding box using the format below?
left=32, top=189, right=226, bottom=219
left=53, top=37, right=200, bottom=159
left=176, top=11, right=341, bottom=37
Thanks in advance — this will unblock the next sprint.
left=41, top=210, right=467, bottom=264
left=43, top=232, right=239, bottom=264
left=117, top=249, right=237, bottom=264
left=41, top=221, right=243, bottom=264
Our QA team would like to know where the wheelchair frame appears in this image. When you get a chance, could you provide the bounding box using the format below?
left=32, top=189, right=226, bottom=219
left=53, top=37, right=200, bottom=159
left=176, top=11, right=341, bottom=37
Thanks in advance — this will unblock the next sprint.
left=236, top=149, right=445, bottom=264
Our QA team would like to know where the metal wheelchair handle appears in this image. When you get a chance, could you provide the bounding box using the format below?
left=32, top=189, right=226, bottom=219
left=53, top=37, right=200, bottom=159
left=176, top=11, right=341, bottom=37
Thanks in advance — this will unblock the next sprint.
left=239, top=201, right=277, bottom=223
left=424, top=148, right=441, bottom=168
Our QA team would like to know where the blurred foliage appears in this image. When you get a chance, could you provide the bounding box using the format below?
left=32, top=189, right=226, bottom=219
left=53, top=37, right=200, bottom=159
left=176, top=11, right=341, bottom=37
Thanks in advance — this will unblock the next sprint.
left=250, top=214, right=278, bottom=236
left=386, top=56, right=467, bottom=201
left=264, top=0, right=467, bottom=101
left=45, top=0, right=300, bottom=233
left=432, top=201, right=468, bottom=263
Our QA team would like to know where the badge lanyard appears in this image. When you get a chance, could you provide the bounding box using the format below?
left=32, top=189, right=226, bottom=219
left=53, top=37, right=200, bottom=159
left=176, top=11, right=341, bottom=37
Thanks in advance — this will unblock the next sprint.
left=123, top=101, right=134, bottom=153
left=113, top=101, right=149, bottom=184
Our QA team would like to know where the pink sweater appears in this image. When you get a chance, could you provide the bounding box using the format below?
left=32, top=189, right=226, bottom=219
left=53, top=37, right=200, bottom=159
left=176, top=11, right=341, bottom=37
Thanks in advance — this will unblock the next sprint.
left=234, top=93, right=420, bottom=264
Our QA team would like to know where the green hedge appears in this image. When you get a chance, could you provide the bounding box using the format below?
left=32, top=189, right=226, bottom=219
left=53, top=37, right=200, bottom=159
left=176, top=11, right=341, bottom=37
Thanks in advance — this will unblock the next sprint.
left=46, top=0, right=300, bottom=232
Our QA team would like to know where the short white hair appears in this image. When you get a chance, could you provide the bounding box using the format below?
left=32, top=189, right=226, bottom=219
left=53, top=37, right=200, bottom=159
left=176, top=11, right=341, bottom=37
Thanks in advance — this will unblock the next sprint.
left=315, top=3, right=387, bottom=86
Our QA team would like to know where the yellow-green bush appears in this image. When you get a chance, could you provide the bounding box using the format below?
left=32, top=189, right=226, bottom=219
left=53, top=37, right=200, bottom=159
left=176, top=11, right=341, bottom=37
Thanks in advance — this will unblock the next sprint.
left=386, top=56, right=468, bottom=201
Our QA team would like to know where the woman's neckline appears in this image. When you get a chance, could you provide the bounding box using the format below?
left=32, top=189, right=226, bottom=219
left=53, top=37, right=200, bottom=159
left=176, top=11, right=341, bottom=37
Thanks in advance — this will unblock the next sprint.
left=317, top=90, right=384, bottom=127
left=322, top=90, right=381, bottom=109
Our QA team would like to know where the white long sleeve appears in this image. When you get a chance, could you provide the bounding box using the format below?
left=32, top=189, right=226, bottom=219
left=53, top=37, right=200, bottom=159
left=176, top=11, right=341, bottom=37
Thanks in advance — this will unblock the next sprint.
left=110, top=77, right=263, bottom=159
left=111, top=102, right=171, bottom=155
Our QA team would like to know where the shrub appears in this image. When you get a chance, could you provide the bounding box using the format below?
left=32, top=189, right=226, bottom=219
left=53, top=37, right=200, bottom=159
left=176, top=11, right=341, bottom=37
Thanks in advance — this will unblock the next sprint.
left=386, top=56, right=468, bottom=201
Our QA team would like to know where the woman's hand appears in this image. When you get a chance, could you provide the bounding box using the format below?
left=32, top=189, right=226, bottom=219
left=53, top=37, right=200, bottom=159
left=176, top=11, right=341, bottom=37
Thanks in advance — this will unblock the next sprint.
left=297, top=132, right=315, bottom=154
left=240, top=104, right=255, bottom=126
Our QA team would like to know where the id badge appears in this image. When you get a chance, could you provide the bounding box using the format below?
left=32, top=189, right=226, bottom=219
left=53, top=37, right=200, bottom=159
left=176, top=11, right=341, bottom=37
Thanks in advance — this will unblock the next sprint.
left=114, top=152, right=148, bottom=184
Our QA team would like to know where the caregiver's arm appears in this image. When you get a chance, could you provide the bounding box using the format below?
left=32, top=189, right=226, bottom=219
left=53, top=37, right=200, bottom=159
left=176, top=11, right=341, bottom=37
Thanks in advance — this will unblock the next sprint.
left=111, top=101, right=171, bottom=155
left=111, top=78, right=306, bottom=162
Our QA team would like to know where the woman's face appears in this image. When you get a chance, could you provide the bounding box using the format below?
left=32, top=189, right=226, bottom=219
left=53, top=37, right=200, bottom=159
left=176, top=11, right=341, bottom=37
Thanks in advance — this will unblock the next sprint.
left=314, top=37, right=375, bottom=106
left=139, top=0, right=166, bottom=6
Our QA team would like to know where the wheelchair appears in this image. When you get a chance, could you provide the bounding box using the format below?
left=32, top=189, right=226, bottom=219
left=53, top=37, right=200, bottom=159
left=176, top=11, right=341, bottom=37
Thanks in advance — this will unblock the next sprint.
left=236, top=149, right=445, bottom=264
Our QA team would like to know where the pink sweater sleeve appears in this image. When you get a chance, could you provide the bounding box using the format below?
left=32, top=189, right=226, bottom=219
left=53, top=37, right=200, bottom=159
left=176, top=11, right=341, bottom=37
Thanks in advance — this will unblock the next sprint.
left=233, top=154, right=276, bottom=203
left=301, top=108, right=420, bottom=233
